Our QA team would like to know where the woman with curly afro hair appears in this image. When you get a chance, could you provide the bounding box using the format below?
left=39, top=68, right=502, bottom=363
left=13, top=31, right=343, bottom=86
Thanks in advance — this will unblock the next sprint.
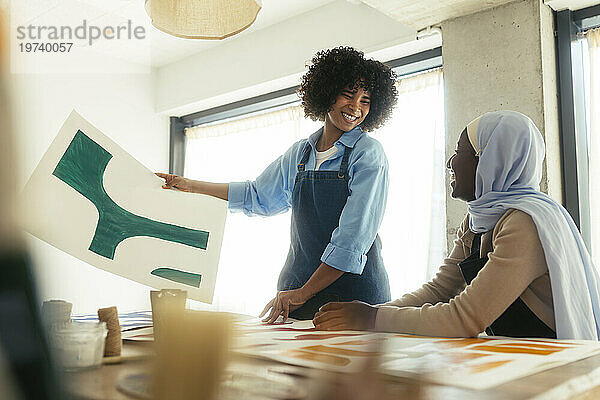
left=157, top=46, right=398, bottom=322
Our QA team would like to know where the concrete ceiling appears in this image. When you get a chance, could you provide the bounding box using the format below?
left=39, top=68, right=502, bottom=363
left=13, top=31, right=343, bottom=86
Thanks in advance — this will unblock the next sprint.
left=358, top=0, right=522, bottom=30
left=357, top=0, right=598, bottom=30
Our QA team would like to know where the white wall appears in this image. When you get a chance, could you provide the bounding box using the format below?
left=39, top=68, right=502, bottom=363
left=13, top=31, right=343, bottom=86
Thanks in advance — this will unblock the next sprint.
left=155, top=0, right=416, bottom=115
left=12, top=71, right=169, bottom=314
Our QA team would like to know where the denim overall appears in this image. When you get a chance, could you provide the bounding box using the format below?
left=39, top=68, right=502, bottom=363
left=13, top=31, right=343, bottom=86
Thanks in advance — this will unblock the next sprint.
left=458, top=233, right=556, bottom=338
left=277, top=143, right=391, bottom=320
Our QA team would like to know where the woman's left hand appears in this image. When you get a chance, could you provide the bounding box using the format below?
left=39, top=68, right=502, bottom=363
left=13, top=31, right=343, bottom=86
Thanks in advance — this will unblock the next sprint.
left=313, top=301, right=378, bottom=331
left=259, top=289, right=309, bottom=324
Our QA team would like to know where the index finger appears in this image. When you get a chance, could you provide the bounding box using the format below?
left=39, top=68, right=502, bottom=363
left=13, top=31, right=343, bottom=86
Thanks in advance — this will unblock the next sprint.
left=265, top=299, right=283, bottom=324
left=259, top=298, right=275, bottom=318
left=155, top=172, right=170, bottom=180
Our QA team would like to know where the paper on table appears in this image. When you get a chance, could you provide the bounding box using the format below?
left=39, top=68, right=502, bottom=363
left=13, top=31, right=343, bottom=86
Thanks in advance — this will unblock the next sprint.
left=20, top=110, right=227, bottom=303
left=233, top=319, right=600, bottom=390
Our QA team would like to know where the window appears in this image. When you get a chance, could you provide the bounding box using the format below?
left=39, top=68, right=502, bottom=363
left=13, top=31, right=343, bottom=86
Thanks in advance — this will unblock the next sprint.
left=375, top=68, right=446, bottom=296
left=555, top=5, right=600, bottom=263
left=181, top=63, right=446, bottom=314
left=583, top=28, right=600, bottom=263
left=184, top=106, right=320, bottom=315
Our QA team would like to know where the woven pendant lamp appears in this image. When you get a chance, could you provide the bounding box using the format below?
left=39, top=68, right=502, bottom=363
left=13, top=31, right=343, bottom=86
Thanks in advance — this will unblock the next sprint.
left=145, top=0, right=262, bottom=40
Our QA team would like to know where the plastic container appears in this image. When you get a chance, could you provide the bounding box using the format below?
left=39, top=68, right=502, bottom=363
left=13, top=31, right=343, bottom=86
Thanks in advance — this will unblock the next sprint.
left=49, top=321, right=108, bottom=370
left=41, top=299, right=72, bottom=331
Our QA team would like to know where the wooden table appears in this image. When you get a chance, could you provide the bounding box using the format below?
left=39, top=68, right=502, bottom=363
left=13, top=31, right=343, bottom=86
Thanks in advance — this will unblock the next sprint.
left=63, top=341, right=600, bottom=400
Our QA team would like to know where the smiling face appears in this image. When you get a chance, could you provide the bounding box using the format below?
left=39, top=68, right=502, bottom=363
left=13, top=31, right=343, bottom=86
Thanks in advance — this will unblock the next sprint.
left=448, top=129, right=478, bottom=202
left=325, top=83, right=371, bottom=133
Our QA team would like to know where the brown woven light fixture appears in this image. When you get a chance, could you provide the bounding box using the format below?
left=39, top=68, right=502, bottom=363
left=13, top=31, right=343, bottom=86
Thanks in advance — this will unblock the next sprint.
left=145, top=0, right=262, bottom=40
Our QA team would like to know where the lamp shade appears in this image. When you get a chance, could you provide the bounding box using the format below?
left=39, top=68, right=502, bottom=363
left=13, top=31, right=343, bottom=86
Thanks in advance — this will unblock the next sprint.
left=145, top=0, right=262, bottom=40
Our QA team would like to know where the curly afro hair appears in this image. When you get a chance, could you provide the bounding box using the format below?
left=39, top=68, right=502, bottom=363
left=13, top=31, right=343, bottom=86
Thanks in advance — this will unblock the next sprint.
left=297, top=46, right=398, bottom=132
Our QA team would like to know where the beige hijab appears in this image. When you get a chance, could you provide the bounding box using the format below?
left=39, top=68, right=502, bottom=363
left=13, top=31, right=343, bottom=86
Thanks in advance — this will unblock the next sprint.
left=466, top=115, right=483, bottom=155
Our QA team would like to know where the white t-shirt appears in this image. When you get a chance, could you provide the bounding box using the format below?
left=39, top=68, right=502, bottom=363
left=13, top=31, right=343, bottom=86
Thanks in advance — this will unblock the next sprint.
left=315, top=146, right=338, bottom=171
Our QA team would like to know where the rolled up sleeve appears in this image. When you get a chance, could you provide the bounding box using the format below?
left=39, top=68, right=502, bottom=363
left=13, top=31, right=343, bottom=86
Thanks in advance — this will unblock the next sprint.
left=227, top=181, right=250, bottom=210
left=321, top=243, right=368, bottom=273
left=227, top=143, right=300, bottom=216
left=321, top=147, right=388, bottom=274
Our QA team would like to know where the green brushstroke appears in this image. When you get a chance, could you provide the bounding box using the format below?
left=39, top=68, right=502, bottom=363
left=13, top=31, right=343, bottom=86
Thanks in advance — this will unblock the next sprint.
left=151, top=268, right=202, bottom=288
left=53, top=130, right=209, bottom=260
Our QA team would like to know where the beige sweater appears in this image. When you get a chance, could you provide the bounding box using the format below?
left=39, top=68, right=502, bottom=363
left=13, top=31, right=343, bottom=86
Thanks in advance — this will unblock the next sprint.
left=375, top=209, right=555, bottom=337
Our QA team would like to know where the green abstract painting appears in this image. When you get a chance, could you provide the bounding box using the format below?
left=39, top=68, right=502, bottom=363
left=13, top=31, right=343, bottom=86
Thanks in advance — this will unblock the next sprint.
left=52, top=130, right=209, bottom=260
left=151, top=268, right=202, bottom=288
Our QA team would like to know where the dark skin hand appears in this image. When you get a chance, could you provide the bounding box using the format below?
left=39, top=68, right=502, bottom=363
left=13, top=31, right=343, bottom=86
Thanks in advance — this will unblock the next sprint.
left=313, top=301, right=378, bottom=331
left=260, top=263, right=344, bottom=324
left=155, top=173, right=229, bottom=201
left=259, top=288, right=309, bottom=324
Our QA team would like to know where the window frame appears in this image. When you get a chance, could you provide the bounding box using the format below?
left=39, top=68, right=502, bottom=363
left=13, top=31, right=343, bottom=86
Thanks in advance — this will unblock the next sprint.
left=168, top=47, right=443, bottom=176
left=555, top=4, right=600, bottom=248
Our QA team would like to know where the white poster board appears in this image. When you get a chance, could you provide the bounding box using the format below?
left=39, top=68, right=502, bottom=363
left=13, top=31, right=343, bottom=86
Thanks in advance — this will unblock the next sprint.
left=20, top=110, right=227, bottom=303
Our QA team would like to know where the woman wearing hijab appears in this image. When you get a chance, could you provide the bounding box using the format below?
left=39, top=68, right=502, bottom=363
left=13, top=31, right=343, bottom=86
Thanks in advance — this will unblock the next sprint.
left=314, top=110, right=600, bottom=340
left=157, top=47, right=397, bottom=322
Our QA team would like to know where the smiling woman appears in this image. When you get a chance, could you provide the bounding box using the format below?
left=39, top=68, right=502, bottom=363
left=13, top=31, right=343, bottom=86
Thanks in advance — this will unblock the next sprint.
left=298, top=47, right=397, bottom=133
left=157, top=46, right=398, bottom=322
left=323, top=85, right=371, bottom=138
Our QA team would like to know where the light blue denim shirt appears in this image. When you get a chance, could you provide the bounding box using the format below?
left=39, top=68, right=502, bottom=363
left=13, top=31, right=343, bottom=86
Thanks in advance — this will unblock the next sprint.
left=228, top=126, right=389, bottom=274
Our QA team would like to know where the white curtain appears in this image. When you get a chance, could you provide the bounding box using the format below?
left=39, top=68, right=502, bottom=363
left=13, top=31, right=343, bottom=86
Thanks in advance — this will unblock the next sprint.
left=185, top=106, right=321, bottom=315
left=184, top=68, right=446, bottom=313
left=376, top=69, right=446, bottom=297
left=586, top=28, right=600, bottom=264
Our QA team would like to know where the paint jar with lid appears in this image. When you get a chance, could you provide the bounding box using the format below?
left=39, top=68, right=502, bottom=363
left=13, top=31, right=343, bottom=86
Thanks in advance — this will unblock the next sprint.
left=49, top=321, right=108, bottom=370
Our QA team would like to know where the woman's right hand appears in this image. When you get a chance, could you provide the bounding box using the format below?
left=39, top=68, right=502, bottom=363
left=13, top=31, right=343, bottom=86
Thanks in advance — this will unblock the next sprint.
left=155, top=173, right=194, bottom=192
